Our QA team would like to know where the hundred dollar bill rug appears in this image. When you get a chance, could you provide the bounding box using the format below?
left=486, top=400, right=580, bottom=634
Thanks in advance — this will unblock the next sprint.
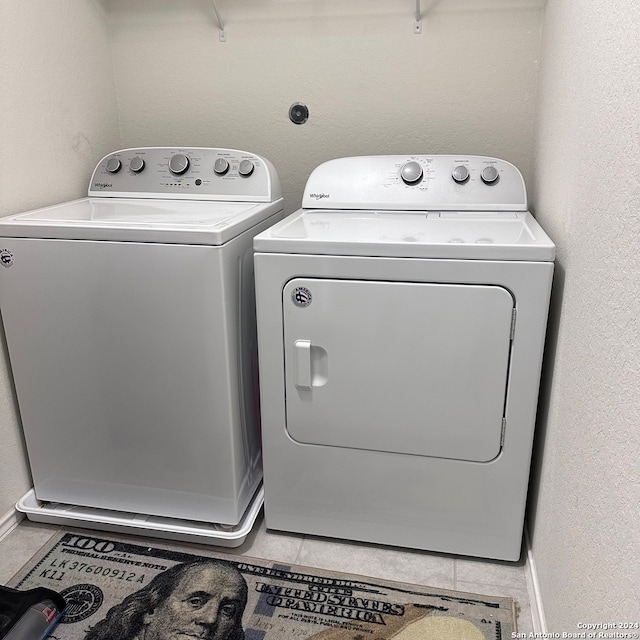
left=8, top=530, right=516, bottom=640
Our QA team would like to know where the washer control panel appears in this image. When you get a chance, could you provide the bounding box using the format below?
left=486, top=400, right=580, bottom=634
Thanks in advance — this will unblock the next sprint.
left=89, top=147, right=280, bottom=202
left=302, top=155, right=527, bottom=211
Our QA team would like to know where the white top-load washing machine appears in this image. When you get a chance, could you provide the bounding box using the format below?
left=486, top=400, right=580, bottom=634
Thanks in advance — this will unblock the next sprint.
left=0, top=147, right=283, bottom=546
left=254, top=155, right=555, bottom=561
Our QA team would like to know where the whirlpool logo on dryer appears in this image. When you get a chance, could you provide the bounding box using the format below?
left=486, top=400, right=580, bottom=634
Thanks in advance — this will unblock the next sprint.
left=93, top=182, right=113, bottom=189
left=309, top=192, right=330, bottom=200
left=0, top=249, right=14, bottom=268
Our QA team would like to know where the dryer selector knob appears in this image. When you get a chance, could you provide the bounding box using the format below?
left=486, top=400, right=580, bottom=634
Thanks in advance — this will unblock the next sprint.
left=452, top=165, right=470, bottom=183
left=169, top=153, right=190, bottom=175
left=481, top=165, right=500, bottom=184
left=105, top=158, right=122, bottom=174
left=238, top=159, right=255, bottom=177
left=400, top=161, right=423, bottom=185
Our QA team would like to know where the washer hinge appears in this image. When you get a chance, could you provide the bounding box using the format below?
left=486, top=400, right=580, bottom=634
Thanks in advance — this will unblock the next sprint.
left=510, top=308, right=517, bottom=340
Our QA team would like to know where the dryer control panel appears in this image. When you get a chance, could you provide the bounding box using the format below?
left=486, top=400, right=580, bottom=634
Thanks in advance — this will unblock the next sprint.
left=302, top=155, right=527, bottom=212
left=89, top=147, right=281, bottom=202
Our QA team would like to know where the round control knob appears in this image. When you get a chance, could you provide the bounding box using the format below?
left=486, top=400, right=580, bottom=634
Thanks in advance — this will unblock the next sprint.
left=238, top=159, right=254, bottom=177
left=400, top=161, right=423, bottom=185
left=105, top=158, right=121, bottom=174
left=214, top=158, right=230, bottom=176
left=169, top=153, right=190, bottom=175
left=452, top=165, right=470, bottom=183
left=129, top=157, right=145, bottom=173
left=481, top=165, right=499, bottom=184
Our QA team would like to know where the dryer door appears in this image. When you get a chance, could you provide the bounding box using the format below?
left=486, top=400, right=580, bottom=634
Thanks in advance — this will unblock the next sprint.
left=282, top=278, right=514, bottom=462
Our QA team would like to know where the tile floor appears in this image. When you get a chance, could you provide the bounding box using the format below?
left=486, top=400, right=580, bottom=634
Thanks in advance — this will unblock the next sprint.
left=0, top=514, right=533, bottom=633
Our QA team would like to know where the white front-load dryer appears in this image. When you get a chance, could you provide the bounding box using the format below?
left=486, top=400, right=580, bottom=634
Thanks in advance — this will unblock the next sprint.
left=254, top=155, right=555, bottom=561
left=0, top=147, right=283, bottom=545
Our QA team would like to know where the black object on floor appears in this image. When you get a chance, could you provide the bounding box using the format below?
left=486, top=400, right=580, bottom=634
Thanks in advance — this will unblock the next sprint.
left=0, top=586, right=65, bottom=640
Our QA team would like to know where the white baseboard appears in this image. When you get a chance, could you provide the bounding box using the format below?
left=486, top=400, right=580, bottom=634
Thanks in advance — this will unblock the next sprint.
left=0, top=506, right=24, bottom=542
left=524, top=524, right=547, bottom=633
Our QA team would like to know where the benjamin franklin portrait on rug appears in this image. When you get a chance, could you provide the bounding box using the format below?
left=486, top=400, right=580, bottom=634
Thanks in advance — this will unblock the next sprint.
left=82, top=559, right=247, bottom=640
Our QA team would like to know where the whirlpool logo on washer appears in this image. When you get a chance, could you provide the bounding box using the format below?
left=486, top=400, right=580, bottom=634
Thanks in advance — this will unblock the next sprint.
left=292, top=287, right=312, bottom=307
left=309, top=192, right=330, bottom=200
left=0, top=249, right=14, bottom=268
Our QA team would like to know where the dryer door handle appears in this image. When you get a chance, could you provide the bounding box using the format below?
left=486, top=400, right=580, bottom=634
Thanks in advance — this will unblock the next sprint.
left=294, top=340, right=312, bottom=389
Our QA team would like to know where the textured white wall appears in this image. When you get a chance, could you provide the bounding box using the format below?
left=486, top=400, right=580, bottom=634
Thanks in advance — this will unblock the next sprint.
left=0, top=1, right=120, bottom=517
left=105, top=0, right=546, bottom=213
left=530, top=0, right=640, bottom=626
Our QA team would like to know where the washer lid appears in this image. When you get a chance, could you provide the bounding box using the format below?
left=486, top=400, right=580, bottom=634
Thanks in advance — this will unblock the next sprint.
left=254, top=209, right=555, bottom=261
left=0, top=197, right=283, bottom=245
